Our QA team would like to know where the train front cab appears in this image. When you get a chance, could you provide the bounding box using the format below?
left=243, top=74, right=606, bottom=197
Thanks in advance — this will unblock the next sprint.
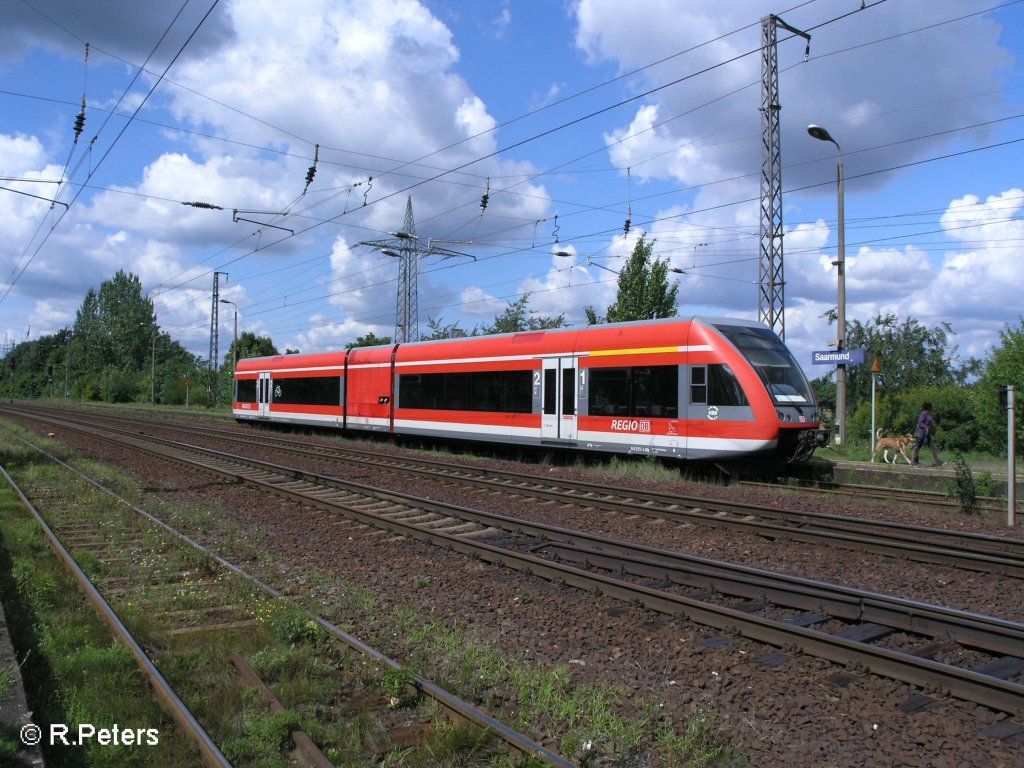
left=576, top=318, right=775, bottom=461
left=573, top=317, right=821, bottom=464
left=697, top=319, right=823, bottom=463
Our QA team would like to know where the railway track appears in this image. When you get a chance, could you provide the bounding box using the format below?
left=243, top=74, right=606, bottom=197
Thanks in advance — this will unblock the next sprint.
left=13, top=404, right=1024, bottom=579
left=2, top=432, right=576, bottom=767
left=740, top=478, right=1007, bottom=515
left=12, top=406, right=1024, bottom=721
left=0, top=464, right=233, bottom=767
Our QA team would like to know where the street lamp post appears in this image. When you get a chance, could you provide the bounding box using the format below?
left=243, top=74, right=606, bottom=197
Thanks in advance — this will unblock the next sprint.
left=219, top=299, right=238, bottom=403
left=138, top=322, right=158, bottom=405
left=64, top=333, right=72, bottom=398
left=808, top=123, right=847, bottom=447
left=150, top=332, right=156, bottom=405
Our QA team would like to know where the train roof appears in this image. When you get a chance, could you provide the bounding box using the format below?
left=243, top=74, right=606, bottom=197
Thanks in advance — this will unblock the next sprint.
left=394, top=315, right=768, bottom=350
left=234, top=315, right=773, bottom=368
left=235, top=350, right=344, bottom=370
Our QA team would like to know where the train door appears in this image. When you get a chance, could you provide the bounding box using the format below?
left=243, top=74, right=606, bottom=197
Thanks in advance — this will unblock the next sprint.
left=258, top=371, right=272, bottom=417
left=541, top=357, right=578, bottom=441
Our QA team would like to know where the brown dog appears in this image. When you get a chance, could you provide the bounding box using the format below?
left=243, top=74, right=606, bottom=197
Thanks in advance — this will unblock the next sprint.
left=871, top=428, right=914, bottom=465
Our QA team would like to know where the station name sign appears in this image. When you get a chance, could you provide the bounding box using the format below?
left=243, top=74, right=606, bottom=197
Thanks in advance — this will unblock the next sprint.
left=811, top=349, right=865, bottom=365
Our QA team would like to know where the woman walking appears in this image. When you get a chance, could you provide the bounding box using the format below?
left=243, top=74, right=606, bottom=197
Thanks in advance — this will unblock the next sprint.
left=912, top=401, right=947, bottom=467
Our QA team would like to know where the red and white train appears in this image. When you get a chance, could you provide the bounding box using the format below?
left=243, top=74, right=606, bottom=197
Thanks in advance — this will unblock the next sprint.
left=232, top=316, right=827, bottom=466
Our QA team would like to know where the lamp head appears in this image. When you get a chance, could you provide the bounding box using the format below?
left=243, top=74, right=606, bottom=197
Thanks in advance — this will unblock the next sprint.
left=807, top=124, right=837, bottom=145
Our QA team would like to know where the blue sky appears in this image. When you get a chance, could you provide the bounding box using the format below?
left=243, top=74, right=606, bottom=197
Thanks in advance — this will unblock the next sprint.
left=1, top=0, right=1022, bottom=377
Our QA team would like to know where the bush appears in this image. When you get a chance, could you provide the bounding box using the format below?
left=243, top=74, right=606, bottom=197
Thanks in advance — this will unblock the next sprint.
left=99, top=366, right=140, bottom=403
left=849, top=384, right=977, bottom=455
left=945, top=453, right=980, bottom=515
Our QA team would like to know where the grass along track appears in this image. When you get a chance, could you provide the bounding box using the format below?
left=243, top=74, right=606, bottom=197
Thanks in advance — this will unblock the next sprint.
left=0, top=426, right=579, bottom=767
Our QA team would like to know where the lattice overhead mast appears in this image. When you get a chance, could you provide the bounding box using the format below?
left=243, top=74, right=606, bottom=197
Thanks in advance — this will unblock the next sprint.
left=395, top=197, right=419, bottom=343
left=355, top=197, right=421, bottom=343
left=357, top=197, right=476, bottom=343
left=209, top=271, right=227, bottom=404
left=758, top=15, right=809, bottom=341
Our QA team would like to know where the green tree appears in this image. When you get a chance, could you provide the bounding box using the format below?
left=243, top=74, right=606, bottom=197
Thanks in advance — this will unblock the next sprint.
left=224, top=331, right=278, bottom=368
left=814, top=312, right=972, bottom=423
left=479, top=294, right=565, bottom=335
left=161, top=356, right=203, bottom=406
left=4, top=331, right=67, bottom=398
left=72, top=288, right=107, bottom=389
left=422, top=316, right=470, bottom=340
left=849, top=384, right=977, bottom=456
left=218, top=332, right=279, bottom=405
left=971, top=317, right=1024, bottom=455
left=588, top=235, right=679, bottom=324
left=347, top=332, right=392, bottom=349
left=99, top=270, right=156, bottom=371
left=70, top=270, right=156, bottom=399
left=151, top=332, right=199, bottom=405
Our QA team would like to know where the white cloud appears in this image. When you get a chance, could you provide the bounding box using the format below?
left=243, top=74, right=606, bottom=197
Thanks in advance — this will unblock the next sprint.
left=456, top=96, right=497, bottom=139
left=492, top=6, right=512, bottom=38
left=0, top=133, right=48, bottom=171
left=604, top=105, right=712, bottom=186
left=457, top=285, right=510, bottom=319
left=927, top=189, right=1024, bottom=327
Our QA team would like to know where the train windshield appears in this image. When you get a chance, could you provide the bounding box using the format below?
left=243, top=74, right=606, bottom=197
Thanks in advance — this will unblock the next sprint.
left=713, top=324, right=814, bottom=405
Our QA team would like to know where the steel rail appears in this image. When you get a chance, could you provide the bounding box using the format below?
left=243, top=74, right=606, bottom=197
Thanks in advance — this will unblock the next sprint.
left=123, top=425, right=1024, bottom=654
left=17, top=414, right=1024, bottom=716
left=537, top=542, right=1024, bottom=657
left=12, top=434, right=577, bottom=768
left=11, top=405, right=1024, bottom=578
left=150, top=449, right=1024, bottom=715
left=0, top=464, right=233, bottom=768
left=17, top=404, right=1024, bottom=561
left=740, top=478, right=1006, bottom=514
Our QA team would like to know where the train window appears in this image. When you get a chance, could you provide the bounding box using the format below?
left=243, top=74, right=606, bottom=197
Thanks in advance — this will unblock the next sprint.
left=272, top=376, right=341, bottom=406
left=590, top=366, right=678, bottom=418
left=236, top=378, right=258, bottom=403
left=562, top=368, right=576, bottom=415
left=473, top=371, right=503, bottom=412
left=690, top=366, right=707, bottom=405
left=421, top=374, right=444, bottom=409
left=445, top=373, right=471, bottom=410
left=503, top=370, right=533, bottom=413
left=398, top=370, right=533, bottom=413
left=543, top=369, right=556, bottom=415
left=713, top=323, right=814, bottom=405
left=633, top=366, right=678, bottom=417
left=589, top=368, right=628, bottom=415
left=398, top=375, right=421, bottom=409
left=708, top=364, right=748, bottom=406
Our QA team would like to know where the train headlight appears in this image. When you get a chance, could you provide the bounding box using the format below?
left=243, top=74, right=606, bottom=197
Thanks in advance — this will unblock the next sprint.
left=776, top=409, right=792, bottom=423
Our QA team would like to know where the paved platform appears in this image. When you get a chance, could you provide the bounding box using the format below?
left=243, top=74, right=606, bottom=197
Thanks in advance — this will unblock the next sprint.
left=796, top=454, right=1023, bottom=498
